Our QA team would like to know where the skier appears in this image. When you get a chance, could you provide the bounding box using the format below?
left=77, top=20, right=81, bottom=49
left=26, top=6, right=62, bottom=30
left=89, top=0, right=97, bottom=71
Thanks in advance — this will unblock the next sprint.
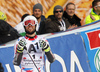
left=13, top=15, right=55, bottom=72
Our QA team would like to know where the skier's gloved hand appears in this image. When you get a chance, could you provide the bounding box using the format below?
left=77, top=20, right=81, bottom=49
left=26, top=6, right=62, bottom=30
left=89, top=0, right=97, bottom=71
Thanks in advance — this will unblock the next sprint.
left=17, top=38, right=26, bottom=53
left=39, top=39, right=50, bottom=52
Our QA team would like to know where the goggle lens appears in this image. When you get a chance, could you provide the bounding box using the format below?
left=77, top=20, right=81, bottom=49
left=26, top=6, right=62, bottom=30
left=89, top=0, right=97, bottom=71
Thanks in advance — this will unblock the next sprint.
left=24, top=20, right=36, bottom=26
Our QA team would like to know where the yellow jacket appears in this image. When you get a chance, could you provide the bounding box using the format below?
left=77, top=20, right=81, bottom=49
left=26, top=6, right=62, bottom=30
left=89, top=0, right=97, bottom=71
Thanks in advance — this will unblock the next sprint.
left=85, top=9, right=100, bottom=24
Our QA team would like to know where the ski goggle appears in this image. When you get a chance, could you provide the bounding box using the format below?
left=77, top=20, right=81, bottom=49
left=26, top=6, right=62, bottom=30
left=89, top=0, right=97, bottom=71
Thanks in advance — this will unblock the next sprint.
left=54, top=10, right=63, bottom=13
left=24, top=20, right=36, bottom=27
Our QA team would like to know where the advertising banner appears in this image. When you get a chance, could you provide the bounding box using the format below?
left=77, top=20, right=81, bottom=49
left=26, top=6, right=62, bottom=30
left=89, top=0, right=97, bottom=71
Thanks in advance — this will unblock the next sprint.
left=47, top=33, right=91, bottom=72
left=80, top=28, right=100, bottom=72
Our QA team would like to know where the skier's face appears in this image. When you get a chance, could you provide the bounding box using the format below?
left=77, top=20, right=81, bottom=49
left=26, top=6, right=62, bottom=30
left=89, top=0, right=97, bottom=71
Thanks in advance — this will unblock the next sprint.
left=25, top=24, right=35, bottom=33
left=24, top=20, right=36, bottom=34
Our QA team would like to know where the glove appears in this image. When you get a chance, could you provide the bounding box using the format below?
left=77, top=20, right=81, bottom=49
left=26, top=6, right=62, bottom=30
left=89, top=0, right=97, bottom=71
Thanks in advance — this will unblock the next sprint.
left=17, top=38, right=26, bottom=53
left=39, top=39, right=50, bottom=52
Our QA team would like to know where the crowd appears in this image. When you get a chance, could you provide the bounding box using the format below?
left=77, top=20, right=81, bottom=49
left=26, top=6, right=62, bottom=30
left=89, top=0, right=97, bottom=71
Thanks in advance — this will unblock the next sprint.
left=0, top=0, right=100, bottom=72
left=0, top=0, right=100, bottom=44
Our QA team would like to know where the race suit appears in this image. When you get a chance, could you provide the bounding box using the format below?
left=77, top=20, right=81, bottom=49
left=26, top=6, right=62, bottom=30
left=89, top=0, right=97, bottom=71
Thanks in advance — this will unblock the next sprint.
left=13, top=35, right=54, bottom=72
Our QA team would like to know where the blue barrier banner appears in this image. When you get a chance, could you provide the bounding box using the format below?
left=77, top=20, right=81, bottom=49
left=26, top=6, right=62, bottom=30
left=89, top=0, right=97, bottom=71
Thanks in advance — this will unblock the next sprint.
left=0, top=33, right=91, bottom=72
left=80, top=27, right=100, bottom=72
left=0, top=46, right=15, bottom=72
left=47, top=33, right=91, bottom=72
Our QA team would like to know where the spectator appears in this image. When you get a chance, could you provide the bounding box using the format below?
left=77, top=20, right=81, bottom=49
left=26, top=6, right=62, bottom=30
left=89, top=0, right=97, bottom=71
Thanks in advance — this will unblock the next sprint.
left=85, top=0, right=100, bottom=24
left=63, top=3, right=81, bottom=27
left=32, top=3, right=46, bottom=33
left=0, top=12, right=20, bottom=44
left=39, top=5, right=76, bottom=34
left=0, top=20, right=21, bottom=44
left=14, top=14, right=29, bottom=36
left=0, top=11, right=7, bottom=21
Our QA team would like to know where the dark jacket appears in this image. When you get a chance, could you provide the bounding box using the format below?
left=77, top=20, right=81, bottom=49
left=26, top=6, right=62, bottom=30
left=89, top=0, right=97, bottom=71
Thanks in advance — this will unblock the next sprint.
left=63, top=11, right=81, bottom=26
left=0, top=20, right=21, bottom=44
left=39, top=15, right=71, bottom=34
left=41, top=15, right=46, bottom=22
